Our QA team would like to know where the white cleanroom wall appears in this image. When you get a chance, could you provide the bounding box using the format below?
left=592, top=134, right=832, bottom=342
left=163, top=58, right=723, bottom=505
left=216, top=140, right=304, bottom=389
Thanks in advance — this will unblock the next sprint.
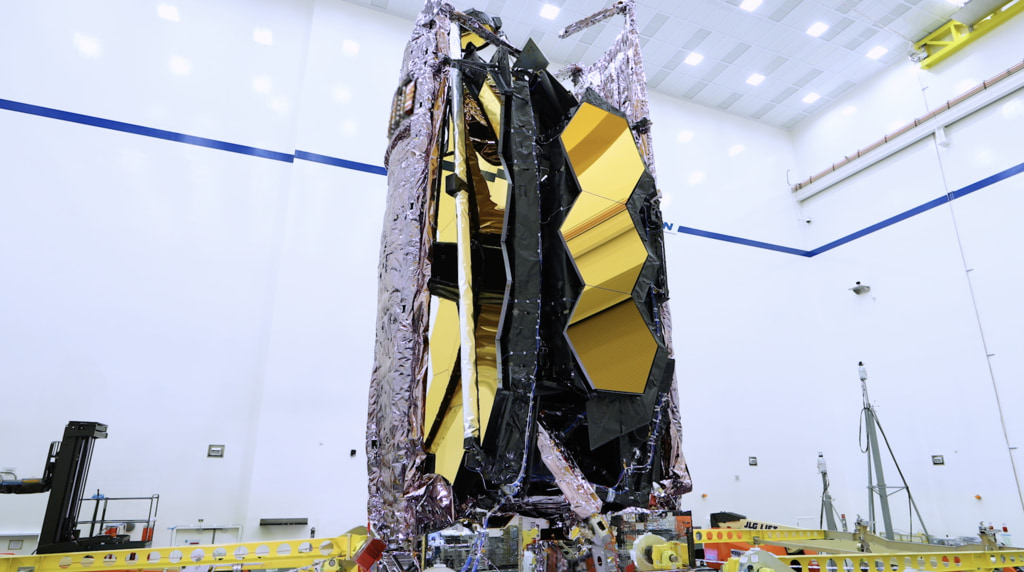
left=2, top=0, right=1024, bottom=550
left=0, top=0, right=394, bottom=548
left=782, top=10, right=1024, bottom=538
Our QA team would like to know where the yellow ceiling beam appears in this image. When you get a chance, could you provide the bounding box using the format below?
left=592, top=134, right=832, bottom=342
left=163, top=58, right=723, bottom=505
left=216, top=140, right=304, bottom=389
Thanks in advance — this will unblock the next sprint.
left=915, top=0, right=1024, bottom=70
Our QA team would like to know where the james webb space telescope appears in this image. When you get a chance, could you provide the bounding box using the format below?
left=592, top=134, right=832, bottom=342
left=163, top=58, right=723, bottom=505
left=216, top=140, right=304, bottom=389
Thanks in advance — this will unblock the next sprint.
left=367, top=0, right=691, bottom=549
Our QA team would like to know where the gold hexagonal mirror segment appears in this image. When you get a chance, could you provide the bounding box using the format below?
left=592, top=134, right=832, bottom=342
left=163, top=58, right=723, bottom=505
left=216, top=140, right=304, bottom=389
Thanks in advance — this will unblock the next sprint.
left=559, top=102, right=655, bottom=395
left=566, top=299, right=658, bottom=395
left=560, top=102, right=644, bottom=205
left=565, top=208, right=647, bottom=323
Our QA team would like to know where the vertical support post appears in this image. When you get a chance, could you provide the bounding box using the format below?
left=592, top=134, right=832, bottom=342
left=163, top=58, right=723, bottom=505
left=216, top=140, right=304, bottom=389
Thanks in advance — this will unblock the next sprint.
left=819, top=461, right=838, bottom=532
left=862, top=377, right=894, bottom=540
left=448, top=23, right=480, bottom=447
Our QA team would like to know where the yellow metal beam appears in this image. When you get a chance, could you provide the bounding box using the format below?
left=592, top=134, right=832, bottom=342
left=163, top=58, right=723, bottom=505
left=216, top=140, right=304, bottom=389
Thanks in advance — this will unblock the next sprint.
left=694, top=528, right=828, bottom=544
left=784, top=550, right=1024, bottom=572
left=695, top=528, right=1024, bottom=572
left=0, top=534, right=367, bottom=572
left=915, top=0, right=1024, bottom=70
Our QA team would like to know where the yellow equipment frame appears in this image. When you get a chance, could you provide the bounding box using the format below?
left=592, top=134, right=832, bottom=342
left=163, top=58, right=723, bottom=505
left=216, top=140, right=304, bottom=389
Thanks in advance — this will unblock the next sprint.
left=0, top=533, right=367, bottom=572
left=914, top=0, right=1024, bottom=70
left=694, top=528, right=1024, bottom=572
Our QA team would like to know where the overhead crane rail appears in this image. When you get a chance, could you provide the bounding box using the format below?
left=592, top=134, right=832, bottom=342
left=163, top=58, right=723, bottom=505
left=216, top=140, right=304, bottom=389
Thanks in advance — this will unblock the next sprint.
left=0, top=533, right=368, bottom=572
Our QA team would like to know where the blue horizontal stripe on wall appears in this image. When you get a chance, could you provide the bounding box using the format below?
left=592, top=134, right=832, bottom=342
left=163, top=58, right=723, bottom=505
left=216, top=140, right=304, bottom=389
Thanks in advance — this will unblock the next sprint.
left=293, top=150, right=387, bottom=176
left=0, top=98, right=295, bottom=163
left=669, top=225, right=813, bottom=257
left=3, top=97, right=1022, bottom=259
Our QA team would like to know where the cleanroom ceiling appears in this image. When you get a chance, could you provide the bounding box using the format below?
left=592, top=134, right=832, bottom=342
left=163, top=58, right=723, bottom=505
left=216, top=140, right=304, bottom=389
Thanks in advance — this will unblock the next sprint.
left=341, top=0, right=975, bottom=129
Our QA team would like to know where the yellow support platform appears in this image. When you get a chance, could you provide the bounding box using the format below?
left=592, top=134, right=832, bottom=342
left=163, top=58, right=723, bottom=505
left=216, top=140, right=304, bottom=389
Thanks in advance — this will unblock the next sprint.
left=914, top=0, right=1024, bottom=70
left=695, top=528, right=1024, bottom=572
left=0, top=533, right=367, bottom=572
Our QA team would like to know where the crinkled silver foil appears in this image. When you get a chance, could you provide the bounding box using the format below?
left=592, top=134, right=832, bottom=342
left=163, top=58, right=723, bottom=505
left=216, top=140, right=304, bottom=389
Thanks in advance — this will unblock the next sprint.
left=405, top=472, right=456, bottom=533
left=368, top=0, right=452, bottom=550
left=559, top=0, right=692, bottom=501
left=559, top=0, right=654, bottom=177
left=535, top=425, right=602, bottom=519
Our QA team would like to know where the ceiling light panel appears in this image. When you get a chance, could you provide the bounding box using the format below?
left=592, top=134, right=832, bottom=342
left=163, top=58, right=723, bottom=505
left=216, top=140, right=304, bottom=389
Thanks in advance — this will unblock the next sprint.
left=866, top=46, right=888, bottom=59
left=342, top=0, right=975, bottom=130
left=746, top=73, right=766, bottom=86
left=157, top=4, right=180, bottom=22
left=253, top=27, right=273, bottom=45
left=806, top=22, right=830, bottom=36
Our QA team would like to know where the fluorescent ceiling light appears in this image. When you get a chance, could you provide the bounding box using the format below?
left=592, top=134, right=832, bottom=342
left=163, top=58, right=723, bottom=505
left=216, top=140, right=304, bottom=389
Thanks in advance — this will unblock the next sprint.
left=739, top=0, right=762, bottom=11
left=540, top=3, right=560, bottom=20
left=253, top=28, right=273, bottom=46
left=270, top=96, right=290, bottom=113
left=252, top=75, right=272, bottom=93
left=72, top=33, right=101, bottom=58
left=806, top=22, right=829, bottom=37
left=169, top=55, right=191, bottom=75
left=332, top=86, right=352, bottom=103
left=157, top=4, right=180, bottom=22
left=684, top=52, right=704, bottom=66
left=746, top=73, right=765, bottom=86
left=866, top=46, right=888, bottom=60
left=802, top=92, right=821, bottom=104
